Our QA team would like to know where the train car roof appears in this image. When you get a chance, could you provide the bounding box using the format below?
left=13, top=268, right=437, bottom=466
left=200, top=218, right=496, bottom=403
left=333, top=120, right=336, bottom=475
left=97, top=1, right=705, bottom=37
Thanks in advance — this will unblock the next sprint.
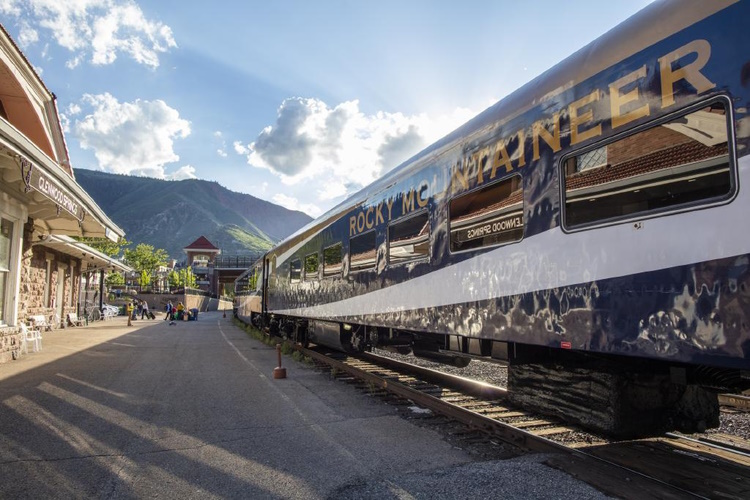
left=270, top=0, right=735, bottom=256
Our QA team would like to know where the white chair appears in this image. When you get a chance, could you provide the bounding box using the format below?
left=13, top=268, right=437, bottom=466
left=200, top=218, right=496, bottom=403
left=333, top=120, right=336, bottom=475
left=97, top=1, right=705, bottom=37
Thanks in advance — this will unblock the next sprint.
left=19, top=323, right=41, bottom=353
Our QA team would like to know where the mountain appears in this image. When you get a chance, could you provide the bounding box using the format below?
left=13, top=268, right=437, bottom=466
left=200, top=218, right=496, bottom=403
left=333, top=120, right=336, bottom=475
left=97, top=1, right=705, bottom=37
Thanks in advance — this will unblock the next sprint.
left=75, top=169, right=313, bottom=258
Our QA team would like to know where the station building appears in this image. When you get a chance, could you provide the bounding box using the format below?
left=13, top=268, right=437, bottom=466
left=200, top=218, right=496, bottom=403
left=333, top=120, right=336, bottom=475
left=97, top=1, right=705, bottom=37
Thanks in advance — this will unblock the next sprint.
left=0, top=25, right=127, bottom=362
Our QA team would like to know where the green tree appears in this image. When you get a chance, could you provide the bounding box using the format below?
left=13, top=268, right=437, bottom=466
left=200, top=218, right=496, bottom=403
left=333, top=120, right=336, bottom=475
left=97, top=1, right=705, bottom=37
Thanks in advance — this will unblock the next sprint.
left=76, top=237, right=131, bottom=258
left=105, top=271, right=125, bottom=287
left=167, top=268, right=197, bottom=290
left=123, top=244, right=169, bottom=289
left=167, top=270, right=180, bottom=290
left=180, top=267, right=197, bottom=288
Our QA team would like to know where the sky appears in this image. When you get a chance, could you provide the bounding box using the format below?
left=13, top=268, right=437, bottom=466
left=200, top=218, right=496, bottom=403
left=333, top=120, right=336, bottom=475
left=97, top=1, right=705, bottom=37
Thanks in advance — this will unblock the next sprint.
left=2, top=0, right=653, bottom=218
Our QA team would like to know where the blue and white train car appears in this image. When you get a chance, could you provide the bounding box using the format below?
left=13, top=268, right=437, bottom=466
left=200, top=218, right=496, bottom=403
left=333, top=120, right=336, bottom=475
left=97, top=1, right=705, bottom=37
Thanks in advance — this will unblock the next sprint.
left=237, top=0, right=750, bottom=435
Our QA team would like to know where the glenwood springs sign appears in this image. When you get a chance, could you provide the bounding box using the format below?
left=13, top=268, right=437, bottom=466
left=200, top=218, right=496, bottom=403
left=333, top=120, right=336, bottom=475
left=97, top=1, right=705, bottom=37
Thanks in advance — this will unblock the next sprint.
left=20, top=156, right=85, bottom=222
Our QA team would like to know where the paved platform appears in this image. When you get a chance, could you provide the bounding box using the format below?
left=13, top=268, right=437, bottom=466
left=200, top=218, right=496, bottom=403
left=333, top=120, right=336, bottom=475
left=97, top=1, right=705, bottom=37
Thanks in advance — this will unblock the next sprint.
left=0, top=312, right=609, bottom=499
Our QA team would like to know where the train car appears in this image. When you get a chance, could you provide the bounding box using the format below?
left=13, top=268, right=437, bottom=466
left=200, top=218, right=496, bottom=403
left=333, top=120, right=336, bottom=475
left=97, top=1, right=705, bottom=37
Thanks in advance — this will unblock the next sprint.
left=236, top=0, right=750, bottom=436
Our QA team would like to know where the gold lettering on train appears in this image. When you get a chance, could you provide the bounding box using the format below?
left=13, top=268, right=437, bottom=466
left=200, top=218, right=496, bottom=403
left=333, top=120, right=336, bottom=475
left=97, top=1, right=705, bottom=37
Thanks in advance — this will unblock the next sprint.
left=569, top=90, right=602, bottom=145
left=532, top=113, right=561, bottom=161
left=386, top=198, right=395, bottom=220
left=376, top=204, right=385, bottom=225
left=659, top=39, right=715, bottom=108
left=349, top=180, right=432, bottom=236
left=347, top=39, right=715, bottom=232
left=417, top=181, right=429, bottom=208
left=610, top=65, right=650, bottom=129
left=490, top=138, right=513, bottom=178
left=474, top=149, right=488, bottom=185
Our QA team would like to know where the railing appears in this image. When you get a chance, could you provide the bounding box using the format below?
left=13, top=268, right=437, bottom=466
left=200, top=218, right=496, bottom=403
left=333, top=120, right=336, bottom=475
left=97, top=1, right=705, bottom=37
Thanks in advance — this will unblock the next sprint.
left=213, top=255, right=259, bottom=269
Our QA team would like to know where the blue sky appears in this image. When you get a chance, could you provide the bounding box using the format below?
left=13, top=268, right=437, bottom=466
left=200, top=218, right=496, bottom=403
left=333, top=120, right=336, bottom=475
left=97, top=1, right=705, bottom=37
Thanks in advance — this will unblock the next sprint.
left=2, top=0, right=652, bottom=217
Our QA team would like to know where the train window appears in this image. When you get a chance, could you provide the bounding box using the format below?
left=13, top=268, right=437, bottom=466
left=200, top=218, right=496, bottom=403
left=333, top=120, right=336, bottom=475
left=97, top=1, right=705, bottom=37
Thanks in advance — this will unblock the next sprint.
left=449, top=175, right=523, bottom=252
left=323, top=242, right=343, bottom=277
left=350, top=230, right=377, bottom=272
left=290, top=259, right=301, bottom=284
left=304, top=252, right=319, bottom=280
left=388, top=210, right=429, bottom=264
left=563, top=99, right=733, bottom=228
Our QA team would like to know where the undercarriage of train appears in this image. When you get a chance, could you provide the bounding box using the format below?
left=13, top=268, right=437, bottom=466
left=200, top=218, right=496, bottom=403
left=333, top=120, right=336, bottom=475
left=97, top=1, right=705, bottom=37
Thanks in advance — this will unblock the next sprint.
left=253, top=312, right=749, bottom=438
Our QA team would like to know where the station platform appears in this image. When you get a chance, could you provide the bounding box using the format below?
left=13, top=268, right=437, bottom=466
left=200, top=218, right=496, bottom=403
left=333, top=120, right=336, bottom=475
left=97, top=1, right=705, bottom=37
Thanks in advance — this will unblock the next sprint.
left=0, top=312, right=608, bottom=499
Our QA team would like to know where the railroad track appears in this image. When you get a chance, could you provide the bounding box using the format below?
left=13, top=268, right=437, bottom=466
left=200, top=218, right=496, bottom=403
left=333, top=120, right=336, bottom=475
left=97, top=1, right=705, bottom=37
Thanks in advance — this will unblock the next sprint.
left=719, top=393, right=750, bottom=411
left=297, top=344, right=750, bottom=499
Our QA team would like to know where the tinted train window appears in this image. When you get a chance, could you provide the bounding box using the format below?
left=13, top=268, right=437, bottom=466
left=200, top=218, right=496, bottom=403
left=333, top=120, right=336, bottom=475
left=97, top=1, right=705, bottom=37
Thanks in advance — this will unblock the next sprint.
left=449, top=175, right=523, bottom=252
left=350, top=230, right=377, bottom=272
left=304, top=252, right=319, bottom=280
left=323, top=243, right=343, bottom=277
left=563, top=99, right=733, bottom=228
left=290, top=259, right=301, bottom=284
left=388, top=211, right=429, bottom=264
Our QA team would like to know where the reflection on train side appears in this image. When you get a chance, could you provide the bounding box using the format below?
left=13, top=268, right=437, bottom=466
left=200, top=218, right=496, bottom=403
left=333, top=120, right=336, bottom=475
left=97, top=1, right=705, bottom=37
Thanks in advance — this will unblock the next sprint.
left=449, top=175, right=524, bottom=253
left=323, top=242, right=343, bottom=277
left=389, top=211, right=430, bottom=264
left=564, top=100, right=731, bottom=227
left=350, top=230, right=377, bottom=272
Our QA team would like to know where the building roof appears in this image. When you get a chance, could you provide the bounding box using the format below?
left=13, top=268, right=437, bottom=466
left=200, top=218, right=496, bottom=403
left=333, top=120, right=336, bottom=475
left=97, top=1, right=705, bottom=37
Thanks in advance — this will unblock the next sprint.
left=0, top=24, right=125, bottom=242
left=35, top=235, right=133, bottom=273
left=184, top=236, right=220, bottom=252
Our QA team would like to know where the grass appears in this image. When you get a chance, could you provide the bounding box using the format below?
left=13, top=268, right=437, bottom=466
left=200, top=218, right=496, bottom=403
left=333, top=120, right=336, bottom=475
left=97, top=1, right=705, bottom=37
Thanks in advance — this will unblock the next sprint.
left=232, top=317, right=312, bottom=365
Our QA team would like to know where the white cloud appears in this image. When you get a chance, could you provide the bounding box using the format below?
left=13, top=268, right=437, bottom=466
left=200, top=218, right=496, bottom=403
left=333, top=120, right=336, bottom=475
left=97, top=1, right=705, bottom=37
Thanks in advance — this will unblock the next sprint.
left=17, top=20, right=38, bottom=48
left=166, top=165, right=197, bottom=180
left=272, top=193, right=321, bottom=217
left=236, top=97, right=475, bottom=215
left=214, top=131, right=227, bottom=157
left=233, top=141, right=249, bottom=155
left=68, top=92, right=190, bottom=178
left=1, top=0, right=176, bottom=68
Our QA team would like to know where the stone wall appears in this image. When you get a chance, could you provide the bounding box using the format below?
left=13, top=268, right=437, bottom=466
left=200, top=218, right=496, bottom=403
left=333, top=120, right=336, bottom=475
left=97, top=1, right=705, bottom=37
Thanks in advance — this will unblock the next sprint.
left=19, top=243, right=81, bottom=329
left=0, top=326, right=20, bottom=363
left=0, top=226, right=84, bottom=364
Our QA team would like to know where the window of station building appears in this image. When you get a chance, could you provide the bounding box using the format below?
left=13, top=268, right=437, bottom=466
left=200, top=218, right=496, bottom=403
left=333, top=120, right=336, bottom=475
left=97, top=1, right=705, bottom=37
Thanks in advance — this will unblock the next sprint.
left=350, top=230, right=377, bottom=272
left=563, top=99, right=734, bottom=228
left=449, top=175, right=523, bottom=253
left=290, top=259, right=301, bottom=284
left=0, top=218, right=13, bottom=324
left=323, top=243, right=343, bottom=277
left=388, top=211, right=430, bottom=265
left=304, top=252, right=319, bottom=280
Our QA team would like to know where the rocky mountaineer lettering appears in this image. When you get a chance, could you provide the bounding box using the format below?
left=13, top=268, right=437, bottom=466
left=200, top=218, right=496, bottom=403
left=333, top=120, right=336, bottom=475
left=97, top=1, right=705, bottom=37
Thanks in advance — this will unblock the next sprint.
left=449, top=39, right=715, bottom=195
left=349, top=179, right=432, bottom=236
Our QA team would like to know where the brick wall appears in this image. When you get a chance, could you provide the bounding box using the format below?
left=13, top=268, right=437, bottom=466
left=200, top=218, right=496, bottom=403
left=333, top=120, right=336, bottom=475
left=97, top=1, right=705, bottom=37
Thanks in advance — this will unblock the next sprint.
left=608, top=126, right=691, bottom=166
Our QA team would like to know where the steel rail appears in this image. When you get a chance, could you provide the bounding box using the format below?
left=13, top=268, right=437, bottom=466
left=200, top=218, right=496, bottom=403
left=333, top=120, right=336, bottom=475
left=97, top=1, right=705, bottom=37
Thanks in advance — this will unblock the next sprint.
left=296, top=345, right=711, bottom=499
left=718, top=393, right=750, bottom=410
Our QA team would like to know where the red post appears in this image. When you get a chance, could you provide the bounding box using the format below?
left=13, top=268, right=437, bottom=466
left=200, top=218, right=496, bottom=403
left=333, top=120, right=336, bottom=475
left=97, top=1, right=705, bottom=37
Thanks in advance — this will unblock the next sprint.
left=273, top=343, right=287, bottom=379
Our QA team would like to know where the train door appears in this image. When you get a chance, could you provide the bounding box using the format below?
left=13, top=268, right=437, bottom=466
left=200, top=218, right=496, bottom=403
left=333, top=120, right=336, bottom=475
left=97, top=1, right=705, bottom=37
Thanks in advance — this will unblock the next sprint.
left=262, top=256, right=269, bottom=314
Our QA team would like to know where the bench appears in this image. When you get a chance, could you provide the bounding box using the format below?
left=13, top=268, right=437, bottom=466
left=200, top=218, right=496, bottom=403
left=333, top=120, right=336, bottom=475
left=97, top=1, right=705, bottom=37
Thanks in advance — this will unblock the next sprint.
left=29, top=314, right=52, bottom=332
left=67, top=312, right=84, bottom=327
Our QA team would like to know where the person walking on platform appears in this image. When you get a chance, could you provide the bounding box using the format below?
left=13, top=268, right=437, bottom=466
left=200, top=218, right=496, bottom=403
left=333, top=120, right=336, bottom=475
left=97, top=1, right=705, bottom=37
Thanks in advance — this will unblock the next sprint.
left=141, top=301, right=150, bottom=319
left=126, top=302, right=133, bottom=327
